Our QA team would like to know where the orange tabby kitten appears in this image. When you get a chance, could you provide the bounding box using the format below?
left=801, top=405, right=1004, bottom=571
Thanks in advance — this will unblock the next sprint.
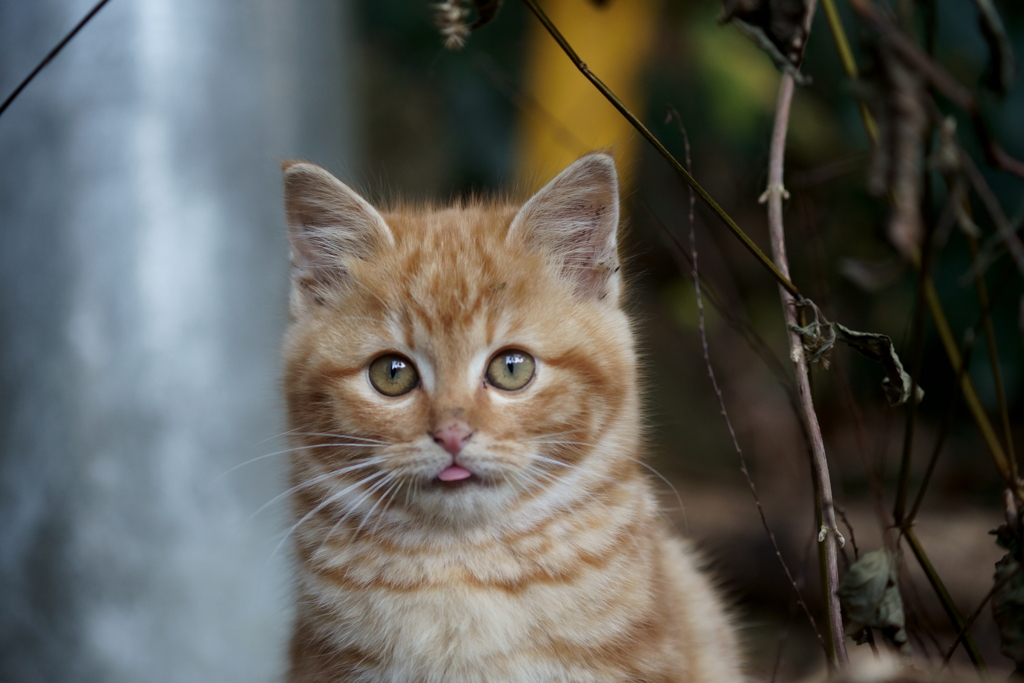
left=280, top=154, right=743, bottom=682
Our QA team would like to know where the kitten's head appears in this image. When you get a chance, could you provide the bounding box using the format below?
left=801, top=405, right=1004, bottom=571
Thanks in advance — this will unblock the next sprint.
left=282, top=154, right=639, bottom=533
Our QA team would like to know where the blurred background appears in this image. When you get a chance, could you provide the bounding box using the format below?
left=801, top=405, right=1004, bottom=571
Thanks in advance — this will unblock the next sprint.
left=1, top=0, right=1022, bottom=681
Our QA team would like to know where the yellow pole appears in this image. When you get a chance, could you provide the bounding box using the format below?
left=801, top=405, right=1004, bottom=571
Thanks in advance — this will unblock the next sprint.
left=517, top=0, right=657, bottom=190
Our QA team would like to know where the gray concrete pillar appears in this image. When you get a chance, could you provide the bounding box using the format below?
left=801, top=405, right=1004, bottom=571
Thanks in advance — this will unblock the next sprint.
left=0, top=1, right=357, bottom=681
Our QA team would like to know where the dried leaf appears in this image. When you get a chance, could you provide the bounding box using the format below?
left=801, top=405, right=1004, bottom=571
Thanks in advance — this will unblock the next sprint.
left=720, top=0, right=811, bottom=82
left=974, top=0, right=1016, bottom=97
left=435, top=0, right=471, bottom=49
left=788, top=315, right=923, bottom=406
left=790, top=319, right=835, bottom=367
left=838, top=549, right=911, bottom=654
left=834, top=324, right=923, bottom=406
left=992, top=493, right=1024, bottom=673
left=434, top=0, right=505, bottom=49
left=929, top=116, right=961, bottom=176
left=469, top=0, right=504, bottom=30
left=864, top=42, right=928, bottom=261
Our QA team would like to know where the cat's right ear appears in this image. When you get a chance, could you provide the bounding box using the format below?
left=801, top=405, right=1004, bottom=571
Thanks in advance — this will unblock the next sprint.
left=282, top=161, right=393, bottom=314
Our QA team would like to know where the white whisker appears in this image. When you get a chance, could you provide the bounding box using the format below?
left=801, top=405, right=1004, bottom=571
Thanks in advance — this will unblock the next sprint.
left=368, top=479, right=404, bottom=537
left=218, top=443, right=387, bottom=480
left=249, top=456, right=389, bottom=521
left=522, top=429, right=587, bottom=441
left=268, top=469, right=390, bottom=564
left=288, top=432, right=389, bottom=444
left=350, top=474, right=398, bottom=538
left=313, top=472, right=394, bottom=557
left=524, top=444, right=685, bottom=516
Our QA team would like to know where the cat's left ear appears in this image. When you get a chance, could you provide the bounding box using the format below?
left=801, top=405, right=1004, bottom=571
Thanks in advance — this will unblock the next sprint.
left=507, top=153, right=621, bottom=303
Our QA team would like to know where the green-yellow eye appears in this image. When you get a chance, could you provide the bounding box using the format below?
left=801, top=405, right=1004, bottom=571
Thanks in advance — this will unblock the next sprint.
left=368, top=354, right=418, bottom=397
left=486, top=350, right=535, bottom=391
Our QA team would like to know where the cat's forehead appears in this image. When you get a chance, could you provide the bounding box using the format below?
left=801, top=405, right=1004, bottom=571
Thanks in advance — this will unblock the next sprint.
left=346, top=202, right=555, bottom=347
left=385, top=204, right=541, bottom=286
left=382, top=202, right=516, bottom=250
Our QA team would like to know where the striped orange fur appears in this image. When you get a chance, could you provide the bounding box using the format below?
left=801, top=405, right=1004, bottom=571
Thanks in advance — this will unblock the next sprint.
left=280, top=154, right=743, bottom=682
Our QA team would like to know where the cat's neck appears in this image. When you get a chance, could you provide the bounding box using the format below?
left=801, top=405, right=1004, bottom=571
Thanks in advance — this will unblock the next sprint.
left=296, top=461, right=657, bottom=588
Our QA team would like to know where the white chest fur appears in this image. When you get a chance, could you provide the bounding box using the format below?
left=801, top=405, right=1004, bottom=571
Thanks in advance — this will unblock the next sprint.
left=299, top=545, right=651, bottom=683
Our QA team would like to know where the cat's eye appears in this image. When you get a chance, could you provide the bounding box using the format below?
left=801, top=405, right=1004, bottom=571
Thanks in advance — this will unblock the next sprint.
left=368, top=354, right=419, bottom=397
left=485, top=349, right=535, bottom=391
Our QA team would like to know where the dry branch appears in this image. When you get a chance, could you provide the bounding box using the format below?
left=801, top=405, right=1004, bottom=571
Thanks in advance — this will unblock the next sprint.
left=758, top=0, right=850, bottom=661
left=765, top=68, right=849, bottom=667
left=847, top=0, right=1024, bottom=179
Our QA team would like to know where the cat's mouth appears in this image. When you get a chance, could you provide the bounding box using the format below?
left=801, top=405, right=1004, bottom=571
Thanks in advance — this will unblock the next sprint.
left=438, top=464, right=473, bottom=482
left=432, top=475, right=483, bottom=489
left=432, top=464, right=485, bottom=488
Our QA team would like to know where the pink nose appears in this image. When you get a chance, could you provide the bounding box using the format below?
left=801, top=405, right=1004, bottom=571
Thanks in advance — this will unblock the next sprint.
left=432, top=421, right=473, bottom=456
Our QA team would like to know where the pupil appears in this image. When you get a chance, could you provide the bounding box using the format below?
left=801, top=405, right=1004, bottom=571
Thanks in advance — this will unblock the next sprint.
left=390, top=360, right=404, bottom=379
left=505, top=353, right=523, bottom=375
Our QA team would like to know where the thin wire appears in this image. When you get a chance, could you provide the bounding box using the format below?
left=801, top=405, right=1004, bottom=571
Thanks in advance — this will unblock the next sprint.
left=0, top=0, right=113, bottom=119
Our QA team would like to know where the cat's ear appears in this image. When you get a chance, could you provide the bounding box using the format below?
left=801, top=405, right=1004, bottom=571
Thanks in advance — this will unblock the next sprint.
left=507, top=153, right=621, bottom=303
left=282, top=161, right=393, bottom=312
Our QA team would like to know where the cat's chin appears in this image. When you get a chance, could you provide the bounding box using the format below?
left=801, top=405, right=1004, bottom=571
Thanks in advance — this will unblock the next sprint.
left=409, top=477, right=517, bottom=527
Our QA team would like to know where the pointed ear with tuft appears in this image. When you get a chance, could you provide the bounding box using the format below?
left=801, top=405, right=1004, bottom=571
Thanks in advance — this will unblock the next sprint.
left=507, top=154, right=621, bottom=303
left=282, top=161, right=393, bottom=313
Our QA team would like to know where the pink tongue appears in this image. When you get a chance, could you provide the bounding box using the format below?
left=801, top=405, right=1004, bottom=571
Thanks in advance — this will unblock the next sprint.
left=438, top=465, right=473, bottom=482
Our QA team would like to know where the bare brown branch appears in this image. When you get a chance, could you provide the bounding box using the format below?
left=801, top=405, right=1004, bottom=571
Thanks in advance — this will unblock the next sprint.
left=762, top=4, right=849, bottom=663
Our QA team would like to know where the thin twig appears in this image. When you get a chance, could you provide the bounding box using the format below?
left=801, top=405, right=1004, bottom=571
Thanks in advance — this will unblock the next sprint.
left=642, top=201, right=796, bottom=398
left=468, top=50, right=590, bottom=155
left=893, top=105, right=943, bottom=528
left=903, top=527, right=988, bottom=669
left=847, top=0, right=1024, bottom=179
left=836, top=508, right=860, bottom=561
left=819, top=0, right=878, bottom=141
left=906, top=341, right=976, bottom=525
left=892, top=224, right=931, bottom=527
left=922, top=276, right=1016, bottom=488
left=941, top=564, right=1023, bottom=667
left=771, top=531, right=819, bottom=683
left=0, top=0, right=113, bottom=119
left=671, top=113, right=829, bottom=657
left=821, top=0, right=1020, bottom=496
left=903, top=231, right=1020, bottom=525
left=950, top=179, right=1018, bottom=478
left=905, top=252, right=1023, bottom=524
left=966, top=232, right=1017, bottom=477
left=813, top=4, right=1013, bottom=670
left=763, top=19, right=848, bottom=666
left=959, top=150, right=1024, bottom=286
left=518, top=0, right=803, bottom=300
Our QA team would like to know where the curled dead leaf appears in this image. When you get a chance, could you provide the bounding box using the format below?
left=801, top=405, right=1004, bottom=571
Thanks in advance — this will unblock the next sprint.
left=788, top=307, right=923, bottom=407
left=838, top=548, right=911, bottom=655
left=720, top=0, right=811, bottom=82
